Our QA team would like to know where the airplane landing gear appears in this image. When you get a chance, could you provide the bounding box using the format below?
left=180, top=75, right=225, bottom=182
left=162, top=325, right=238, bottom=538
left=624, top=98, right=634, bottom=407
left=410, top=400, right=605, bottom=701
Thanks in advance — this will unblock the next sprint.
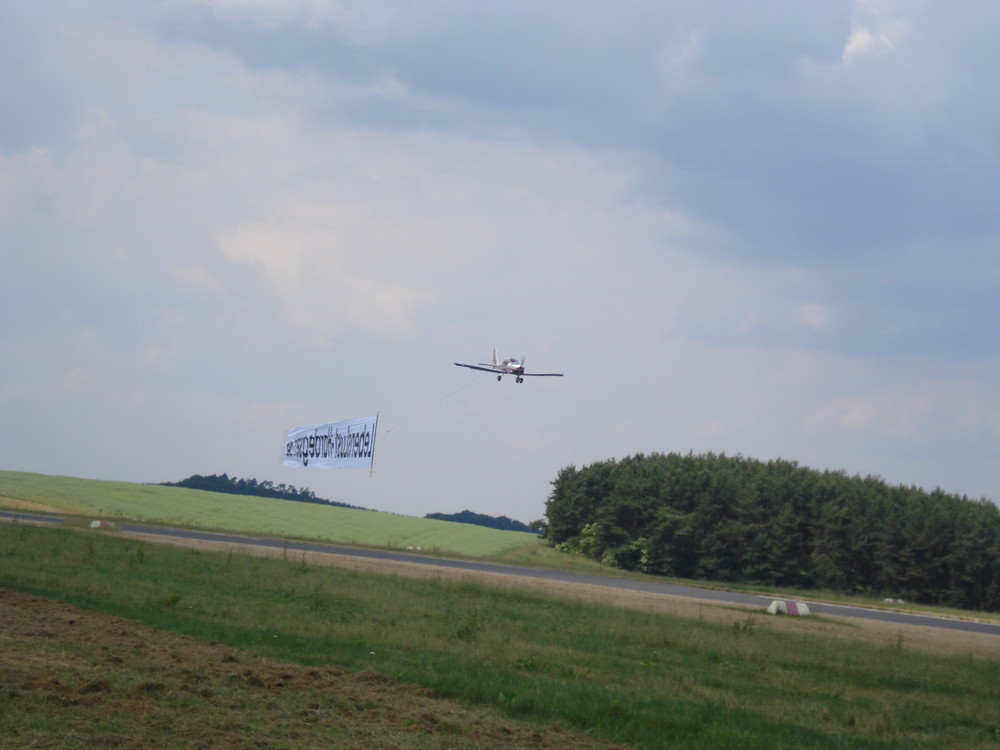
left=497, top=375, right=502, bottom=382
left=516, top=376, right=523, bottom=383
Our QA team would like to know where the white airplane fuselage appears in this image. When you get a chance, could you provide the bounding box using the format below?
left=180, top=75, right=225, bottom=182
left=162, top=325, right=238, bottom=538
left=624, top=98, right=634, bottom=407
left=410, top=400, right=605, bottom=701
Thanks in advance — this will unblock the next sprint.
left=497, top=358, right=525, bottom=375
left=484, top=352, right=526, bottom=381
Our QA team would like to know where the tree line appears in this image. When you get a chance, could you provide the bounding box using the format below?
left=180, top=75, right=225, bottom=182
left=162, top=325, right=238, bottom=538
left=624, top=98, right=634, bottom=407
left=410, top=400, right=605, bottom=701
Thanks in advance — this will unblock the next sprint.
left=160, top=474, right=365, bottom=510
left=425, top=509, right=541, bottom=534
left=161, top=475, right=537, bottom=532
left=544, top=452, right=1000, bottom=611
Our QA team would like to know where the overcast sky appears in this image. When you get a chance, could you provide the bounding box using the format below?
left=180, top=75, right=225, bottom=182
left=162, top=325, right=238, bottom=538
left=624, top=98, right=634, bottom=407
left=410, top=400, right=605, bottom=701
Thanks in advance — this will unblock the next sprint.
left=2, top=0, right=998, bottom=523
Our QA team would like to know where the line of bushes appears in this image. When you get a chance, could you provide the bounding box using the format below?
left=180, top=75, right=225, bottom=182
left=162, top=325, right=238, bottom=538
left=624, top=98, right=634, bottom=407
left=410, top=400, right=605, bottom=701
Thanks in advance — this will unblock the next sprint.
left=544, top=452, right=1000, bottom=611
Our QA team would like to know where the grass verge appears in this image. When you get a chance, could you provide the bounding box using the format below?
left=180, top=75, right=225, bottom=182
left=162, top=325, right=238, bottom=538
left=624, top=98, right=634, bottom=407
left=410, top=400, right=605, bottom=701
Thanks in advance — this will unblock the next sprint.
left=2, top=521, right=999, bottom=749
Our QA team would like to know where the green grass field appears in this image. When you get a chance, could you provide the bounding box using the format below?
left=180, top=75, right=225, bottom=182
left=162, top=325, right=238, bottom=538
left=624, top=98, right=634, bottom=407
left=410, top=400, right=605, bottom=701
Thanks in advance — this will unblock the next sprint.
left=4, top=469, right=999, bottom=624
left=0, top=471, right=540, bottom=558
left=2, top=519, right=999, bottom=749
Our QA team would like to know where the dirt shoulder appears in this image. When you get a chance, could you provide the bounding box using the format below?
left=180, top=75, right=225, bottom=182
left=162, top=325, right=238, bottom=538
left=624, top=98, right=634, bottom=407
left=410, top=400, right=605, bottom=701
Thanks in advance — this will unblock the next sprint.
left=0, top=588, right=628, bottom=749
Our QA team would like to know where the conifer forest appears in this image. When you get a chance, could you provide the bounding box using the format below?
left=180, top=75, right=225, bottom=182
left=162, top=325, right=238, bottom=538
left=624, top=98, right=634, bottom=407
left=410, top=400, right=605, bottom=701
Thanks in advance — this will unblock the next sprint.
left=544, top=452, right=1000, bottom=611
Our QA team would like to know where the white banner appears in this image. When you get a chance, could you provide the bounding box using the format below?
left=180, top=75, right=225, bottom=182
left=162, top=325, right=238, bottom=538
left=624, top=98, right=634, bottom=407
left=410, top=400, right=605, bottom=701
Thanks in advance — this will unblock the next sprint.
left=282, top=416, right=378, bottom=469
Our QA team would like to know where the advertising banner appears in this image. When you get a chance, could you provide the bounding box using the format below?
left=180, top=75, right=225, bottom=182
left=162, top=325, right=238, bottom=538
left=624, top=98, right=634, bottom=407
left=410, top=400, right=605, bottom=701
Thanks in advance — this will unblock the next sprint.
left=282, top=416, right=378, bottom=469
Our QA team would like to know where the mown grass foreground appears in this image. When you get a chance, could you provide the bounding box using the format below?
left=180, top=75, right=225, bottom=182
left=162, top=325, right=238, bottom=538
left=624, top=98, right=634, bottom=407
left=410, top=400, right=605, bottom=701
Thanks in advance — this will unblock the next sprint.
left=2, top=521, right=999, bottom=749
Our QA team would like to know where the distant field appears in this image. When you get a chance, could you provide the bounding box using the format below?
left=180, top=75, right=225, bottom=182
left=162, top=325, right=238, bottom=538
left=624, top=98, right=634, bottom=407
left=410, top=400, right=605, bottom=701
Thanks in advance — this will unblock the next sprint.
left=5, top=471, right=995, bottom=625
left=0, top=471, right=541, bottom=558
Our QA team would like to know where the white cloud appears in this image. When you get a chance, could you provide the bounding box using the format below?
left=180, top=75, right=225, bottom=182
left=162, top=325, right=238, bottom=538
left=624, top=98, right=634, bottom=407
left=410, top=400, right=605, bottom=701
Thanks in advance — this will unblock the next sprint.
left=658, top=29, right=704, bottom=77
left=180, top=0, right=394, bottom=37
left=0, top=148, right=60, bottom=224
left=841, top=24, right=906, bottom=66
left=171, top=264, right=226, bottom=295
left=809, top=395, right=892, bottom=434
left=797, top=303, right=834, bottom=333
left=218, top=206, right=434, bottom=342
left=841, top=0, right=912, bottom=66
left=806, top=375, right=999, bottom=445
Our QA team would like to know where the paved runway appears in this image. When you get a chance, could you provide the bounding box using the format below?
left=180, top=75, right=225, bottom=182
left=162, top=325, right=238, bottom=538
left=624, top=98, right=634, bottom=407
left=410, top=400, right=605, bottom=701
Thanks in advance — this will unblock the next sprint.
left=4, top=510, right=999, bottom=636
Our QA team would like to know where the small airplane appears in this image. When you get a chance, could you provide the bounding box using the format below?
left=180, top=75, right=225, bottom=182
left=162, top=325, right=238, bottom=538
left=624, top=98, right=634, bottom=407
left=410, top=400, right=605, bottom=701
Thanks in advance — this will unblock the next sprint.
left=454, top=349, right=564, bottom=383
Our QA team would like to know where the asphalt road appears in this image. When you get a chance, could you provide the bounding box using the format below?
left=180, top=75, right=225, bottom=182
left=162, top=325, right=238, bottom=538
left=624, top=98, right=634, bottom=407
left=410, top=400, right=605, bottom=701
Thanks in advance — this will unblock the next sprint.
left=4, top=510, right=1000, bottom=636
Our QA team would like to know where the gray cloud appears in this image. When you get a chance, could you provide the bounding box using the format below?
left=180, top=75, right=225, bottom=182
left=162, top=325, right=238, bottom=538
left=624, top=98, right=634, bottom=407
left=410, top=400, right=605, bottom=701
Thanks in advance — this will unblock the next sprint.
left=2, top=0, right=997, bottom=521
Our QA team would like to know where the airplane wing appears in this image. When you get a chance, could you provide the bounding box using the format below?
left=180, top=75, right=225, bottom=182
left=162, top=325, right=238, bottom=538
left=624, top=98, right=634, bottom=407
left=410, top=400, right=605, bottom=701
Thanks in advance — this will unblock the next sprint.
left=454, top=362, right=499, bottom=373
left=454, top=361, right=564, bottom=377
